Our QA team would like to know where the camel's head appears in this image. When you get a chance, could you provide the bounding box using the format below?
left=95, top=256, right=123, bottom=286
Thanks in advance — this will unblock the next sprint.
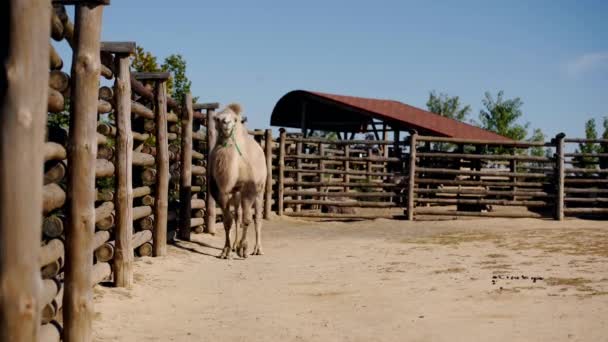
left=214, top=103, right=243, bottom=139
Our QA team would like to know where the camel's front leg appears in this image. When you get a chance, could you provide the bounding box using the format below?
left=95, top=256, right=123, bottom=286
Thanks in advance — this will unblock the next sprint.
left=218, top=196, right=233, bottom=259
left=232, top=202, right=241, bottom=252
left=236, top=198, right=254, bottom=258
left=252, top=194, right=264, bottom=255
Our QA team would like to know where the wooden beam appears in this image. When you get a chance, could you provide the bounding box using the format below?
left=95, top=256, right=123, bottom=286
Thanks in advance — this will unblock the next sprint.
left=113, top=53, right=134, bottom=287
left=53, top=0, right=110, bottom=4
left=205, top=108, right=217, bottom=234
left=100, top=41, right=136, bottom=55
left=63, top=3, right=104, bottom=342
left=264, top=129, right=273, bottom=219
left=179, top=93, right=193, bottom=241
left=153, top=80, right=169, bottom=256
left=0, top=1, right=50, bottom=340
left=193, top=102, right=219, bottom=110
left=133, top=72, right=171, bottom=81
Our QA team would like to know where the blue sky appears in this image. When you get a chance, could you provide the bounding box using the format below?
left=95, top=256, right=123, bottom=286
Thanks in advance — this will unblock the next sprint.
left=58, top=0, right=608, bottom=139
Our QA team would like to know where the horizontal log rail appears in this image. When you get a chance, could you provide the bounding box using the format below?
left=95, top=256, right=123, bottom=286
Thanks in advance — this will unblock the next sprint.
left=412, top=178, right=550, bottom=187
left=415, top=198, right=550, bottom=207
left=416, top=135, right=552, bottom=147
left=564, top=188, right=608, bottom=193
left=283, top=190, right=396, bottom=197
left=285, top=154, right=400, bottom=162
left=414, top=188, right=555, bottom=198
left=564, top=152, right=608, bottom=158
left=416, top=167, right=548, bottom=178
left=565, top=168, right=608, bottom=174
left=563, top=207, right=608, bottom=214
left=564, top=197, right=608, bottom=203
left=284, top=168, right=394, bottom=177
left=564, top=138, right=608, bottom=144
left=283, top=181, right=399, bottom=188
left=285, top=136, right=402, bottom=146
left=283, top=199, right=397, bottom=208
left=416, top=152, right=553, bottom=162
left=564, top=178, right=608, bottom=184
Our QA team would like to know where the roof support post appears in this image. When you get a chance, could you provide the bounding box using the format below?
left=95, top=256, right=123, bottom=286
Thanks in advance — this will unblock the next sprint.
left=300, top=101, right=307, bottom=138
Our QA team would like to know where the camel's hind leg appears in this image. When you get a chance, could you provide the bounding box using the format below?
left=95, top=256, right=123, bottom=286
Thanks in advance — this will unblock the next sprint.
left=237, top=196, right=254, bottom=258
left=252, top=193, right=263, bottom=255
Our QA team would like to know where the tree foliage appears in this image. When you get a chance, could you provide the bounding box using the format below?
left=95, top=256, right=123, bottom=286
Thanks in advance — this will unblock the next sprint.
left=161, top=54, right=192, bottom=105
left=426, top=91, right=471, bottom=122
left=132, top=46, right=160, bottom=73
left=528, top=128, right=546, bottom=157
left=478, top=91, right=528, bottom=141
left=573, top=118, right=600, bottom=169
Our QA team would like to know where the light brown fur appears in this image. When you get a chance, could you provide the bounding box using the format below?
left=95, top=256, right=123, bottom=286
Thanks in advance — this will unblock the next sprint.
left=209, top=103, right=267, bottom=259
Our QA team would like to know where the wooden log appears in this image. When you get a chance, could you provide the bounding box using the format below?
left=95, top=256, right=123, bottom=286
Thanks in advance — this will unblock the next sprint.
left=564, top=187, right=608, bottom=194
left=133, top=206, right=153, bottom=221
left=48, top=87, right=65, bottom=113
left=193, top=131, right=205, bottom=141
left=415, top=198, right=549, bottom=207
left=287, top=154, right=400, bottom=163
left=564, top=138, right=608, bottom=144
left=284, top=168, right=394, bottom=178
left=416, top=167, right=547, bottom=178
left=92, top=230, right=111, bottom=251
left=132, top=230, right=152, bottom=249
left=44, top=160, right=67, bottom=185
left=153, top=81, right=169, bottom=255
left=96, top=159, right=115, bottom=178
left=141, top=145, right=156, bottom=156
left=132, top=131, right=149, bottom=141
left=284, top=180, right=398, bottom=188
left=41, top=257, right=63, bottom=279
left=43, top=183, right=66, bottom=215
left=132, top=101, right=154, bottom=119
left=40, top=239, right=64, bottom=268
left=191, top=199, right=205, bottom=209
left=42, top=213, right=64, bottom=240
left=193, top=209, right=205, bottom=218
left=98, top=99, right=112, bottom=114
left=95, top=212, right=114, bottom=231
left=190, top=217, right=205, bottom=228
left=555, top=133, right=565, bottom=220
left=100, top=64, right=113, bottom=80
left=97, top=123, right=115, bottom=136
left=139, top=194, right=154, bottom=206
left=564, top=197, right=608, bottom=203
left=565, top=168, right=608, bottom=174
left=45, top=142, right=67, bottom=162
left=97, top=145, right=114, bottom=160
left=40, top=322, right=61, bottom=342
left=191, top=186, right=202, bottom=192
left=278, top=129, right=286, bottom=216
left=564, top=178, right=608, bottom=184
left=407, top=132, right=417, bottom=220
left=141, top=168, right=157, bottom=185
left=94, top=242, right=114, bottom=262
left=98, top=86, right=113, bottom=102
left=136, top=242, right=153, bottom=257
left=133, top=186, right=151, bottom=198
left=264, top=129, right=273, bottom=218
left=286, top=136, right=396, bottom=145
left=414, top=188, right=554, bottom=197
left=168, top=132, right=178, bottom=140
left=563, top=208, right=608, bottom=214
left=94, top=201, right=114, bottom=224
left=414, top=178, right=548, bottom=187
left=137, top=215, right=154, bottom=231
left=133, top=152, right=155, bottom=166
left=416, top=152, right=552, bottom=163
left=284, top=199, right=397, bottom=208
left=49, top=43, right=63, bottom=70
left=41, top=287, right=63, bottom=324
left=49, top=70, right=70, bottom=93
left=96, top=188, right=114, bottom=202
left=91, top=262, right=112, bottom=286
left=192, top=165, right=206, bottom=175
left=97, top=132, right=108, bottom=145
left=168, top=123, right=181, bottom=133
left=50, top=12, right=64, bottom=41
left=284, top=190, right=396, bottom=198
left=192, top=150, right=204, bottom=159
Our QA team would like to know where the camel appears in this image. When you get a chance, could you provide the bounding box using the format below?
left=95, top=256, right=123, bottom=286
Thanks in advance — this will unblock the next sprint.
left=208, top=103, right=267, bottom=259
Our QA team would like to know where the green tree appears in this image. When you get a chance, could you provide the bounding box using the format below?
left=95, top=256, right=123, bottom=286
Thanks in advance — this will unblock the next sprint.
left=161, top=54, right=192, bottom=105
left=573, top=118, right=600, bottom=169
left=528, top=128, right=546, bottom=157
left=478, top=90, right=528, bottom=141
left=132, top=46, right=160, bottom=73
left=426, top=90, right=471, bottom=122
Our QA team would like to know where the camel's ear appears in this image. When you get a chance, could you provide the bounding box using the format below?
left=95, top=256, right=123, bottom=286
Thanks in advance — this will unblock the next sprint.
left=226, top=103, right=243, bottom=116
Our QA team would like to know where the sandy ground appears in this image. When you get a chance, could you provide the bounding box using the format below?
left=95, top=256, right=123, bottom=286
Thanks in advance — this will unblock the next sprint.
left=93, top=215, right=608, bottom=342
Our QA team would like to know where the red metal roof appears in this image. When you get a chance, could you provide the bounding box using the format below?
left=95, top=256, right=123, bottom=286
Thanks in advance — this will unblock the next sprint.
left=270, top=90, right=512, bottom=141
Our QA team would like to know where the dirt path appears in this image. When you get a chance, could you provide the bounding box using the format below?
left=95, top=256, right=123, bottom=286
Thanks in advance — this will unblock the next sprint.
left=93, top=216, right=608, bottom=342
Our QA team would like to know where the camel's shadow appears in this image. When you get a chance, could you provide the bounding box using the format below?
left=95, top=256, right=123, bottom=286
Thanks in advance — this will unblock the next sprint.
left=171, top=239, right=248, bottom=260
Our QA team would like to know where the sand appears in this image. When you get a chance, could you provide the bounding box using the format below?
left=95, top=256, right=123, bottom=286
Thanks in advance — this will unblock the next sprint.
left=92, top=216, right=608, bottom=342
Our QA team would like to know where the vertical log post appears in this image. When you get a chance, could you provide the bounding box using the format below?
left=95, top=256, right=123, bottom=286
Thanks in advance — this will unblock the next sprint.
left=295, top=141, right=303, bottom=212
left=555, top=133, right=566, bottom=221
left=407, top=131, right=418, bottom=220
left=510, top=148, right=517, bottom=201
left=205, top=108, right=217, bottom=234
left=63, top=3, right=106, bottom=342
left=367, top=147, right=373, bottom=182
left=0, top=1, right=50, bottom=340
left=179, top=93, right=193, bottom=240
left=277, top=129, right=286, bottom=215
left=319, top=142, right=326, bottom=212
left=264, top=129, right=273, bottom=219
left=105, top=42, right=136, bottom=287
left=133, top=72, right=171, bottom=256
left=343, top=144, right=350, bottom=193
